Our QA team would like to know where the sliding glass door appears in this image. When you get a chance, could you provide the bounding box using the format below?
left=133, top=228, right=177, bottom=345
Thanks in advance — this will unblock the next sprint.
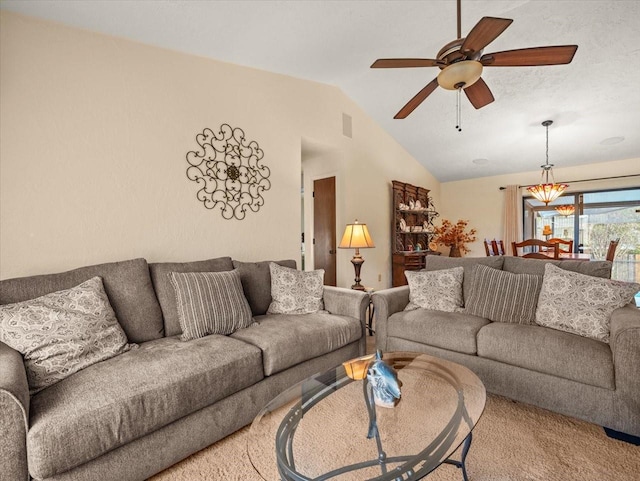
left=524, top=188, right=640, bottom=287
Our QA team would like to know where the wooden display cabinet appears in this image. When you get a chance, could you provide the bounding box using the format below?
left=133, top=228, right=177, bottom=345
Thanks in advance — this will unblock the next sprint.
left=391, top=180, right=439, bottom=287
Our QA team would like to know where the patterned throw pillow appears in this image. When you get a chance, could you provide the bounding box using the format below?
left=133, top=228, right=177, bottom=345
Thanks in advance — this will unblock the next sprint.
left=465, top=264, right=543, bottom=324
left=169, top=270, right=254, bottom=340
left=267, top=263, right=324, bottom=314
left=535, top=263, right=640, bottom=342
left=0, top=277, right=134, bottom=394
left=404, top=267, right=464, bottom=312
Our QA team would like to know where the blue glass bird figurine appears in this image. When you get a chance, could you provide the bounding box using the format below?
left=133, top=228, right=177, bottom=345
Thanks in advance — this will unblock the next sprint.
left=366, top=350, right=401, bottom=409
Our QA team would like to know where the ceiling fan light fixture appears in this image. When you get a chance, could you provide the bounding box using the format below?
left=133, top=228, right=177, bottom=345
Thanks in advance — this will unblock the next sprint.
left=437, top=60, right=483, bottom=90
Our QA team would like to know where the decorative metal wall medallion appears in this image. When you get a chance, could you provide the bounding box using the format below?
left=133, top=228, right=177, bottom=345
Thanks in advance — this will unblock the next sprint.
left=186, top=124, right=271, bottom=220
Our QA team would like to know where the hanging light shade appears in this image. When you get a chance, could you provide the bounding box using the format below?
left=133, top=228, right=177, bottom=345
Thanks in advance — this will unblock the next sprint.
left=527, top=120, right=568, bottom=205
left=555, top=205, right=575, bottom=216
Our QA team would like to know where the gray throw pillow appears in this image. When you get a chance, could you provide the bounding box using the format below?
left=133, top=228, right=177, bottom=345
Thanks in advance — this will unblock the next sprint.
left=169, top=270, right=254, bottom=340
left=465, top=264, right=543, bottom=324
left=404, top=267, right=464, bottom=312
left=0, top=277, right=135, bottom=394
left=232, top=259, right=297, bottom=316
left=535, top=263, right=640, bottom=342
left=267, top=263, right=324, bottom=314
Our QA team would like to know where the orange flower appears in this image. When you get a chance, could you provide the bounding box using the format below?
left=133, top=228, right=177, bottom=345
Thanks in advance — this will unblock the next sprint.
left=433, top=219, right=477, bottom=254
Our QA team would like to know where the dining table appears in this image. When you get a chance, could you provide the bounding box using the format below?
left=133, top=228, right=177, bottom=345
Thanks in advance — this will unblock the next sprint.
left=558, top=252, right=591, bottom=261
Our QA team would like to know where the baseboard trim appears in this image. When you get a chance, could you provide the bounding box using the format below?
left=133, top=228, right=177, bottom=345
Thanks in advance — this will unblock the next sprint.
left=604, top=427, right=640, bottom=445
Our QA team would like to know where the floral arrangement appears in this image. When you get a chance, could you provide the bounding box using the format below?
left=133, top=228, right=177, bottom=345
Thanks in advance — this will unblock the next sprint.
left=433, top=219, right=477, bottom=255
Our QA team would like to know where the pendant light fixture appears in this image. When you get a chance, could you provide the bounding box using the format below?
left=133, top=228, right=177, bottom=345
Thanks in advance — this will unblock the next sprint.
left=527, top=120, right=568, bottom=205
left=555, top=205, right=575, bottom=216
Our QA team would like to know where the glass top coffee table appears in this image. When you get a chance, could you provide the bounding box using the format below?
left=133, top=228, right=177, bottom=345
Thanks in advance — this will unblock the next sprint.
left=248, top=351, right=486, bottom=481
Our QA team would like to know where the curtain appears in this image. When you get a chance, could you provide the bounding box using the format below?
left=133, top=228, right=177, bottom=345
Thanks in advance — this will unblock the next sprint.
left=503, top=185, right=521, bottom=256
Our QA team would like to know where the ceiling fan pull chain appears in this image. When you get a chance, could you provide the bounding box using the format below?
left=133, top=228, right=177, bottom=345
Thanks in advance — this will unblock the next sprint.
left=455, top=88, right=462, bottom=132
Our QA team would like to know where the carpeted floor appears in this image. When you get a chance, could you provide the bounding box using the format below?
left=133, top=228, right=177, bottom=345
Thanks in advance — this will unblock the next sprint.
left=150, top=396, right=640, bottom=481
left=150, top=336, right=640, bottom=480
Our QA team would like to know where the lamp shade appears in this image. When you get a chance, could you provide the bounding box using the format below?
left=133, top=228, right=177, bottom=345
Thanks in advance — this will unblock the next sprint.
left=339, top=221, right=375, bottom=249
left=556, top=205, right=575, bottom=216
left=527, top=182, right=568, bottom=205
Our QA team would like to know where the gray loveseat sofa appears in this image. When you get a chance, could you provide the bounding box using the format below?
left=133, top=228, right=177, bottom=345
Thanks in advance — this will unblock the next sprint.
left=0, top=257, right=368, bottom=481
left=372, top=255, right=640, bottom=437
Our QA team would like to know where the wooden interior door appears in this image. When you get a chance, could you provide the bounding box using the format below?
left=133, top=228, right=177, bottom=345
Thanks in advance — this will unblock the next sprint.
left=313, top=177, right=337, bottom=286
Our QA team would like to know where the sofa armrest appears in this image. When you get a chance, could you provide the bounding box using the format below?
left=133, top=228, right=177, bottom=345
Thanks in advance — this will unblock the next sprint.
left=610, top=304, right=640, bottom=394
left=323, top=286, right=369, bottom=355
left=371, top=286, right=410, bottom=352
left=323, top=286, right=369, bottom=321
left=0, top=341, right=30, bottom=481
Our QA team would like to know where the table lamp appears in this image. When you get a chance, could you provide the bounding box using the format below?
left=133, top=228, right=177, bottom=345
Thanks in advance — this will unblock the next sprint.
left=339, top=220, right=375, bottom=290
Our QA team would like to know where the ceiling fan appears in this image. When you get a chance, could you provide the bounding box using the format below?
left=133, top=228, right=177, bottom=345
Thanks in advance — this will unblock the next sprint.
left=371, top=0, right=578, bottom=119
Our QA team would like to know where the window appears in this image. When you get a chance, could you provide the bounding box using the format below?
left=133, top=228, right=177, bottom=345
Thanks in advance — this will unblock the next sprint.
left=524, top=188, right=640, bottom=304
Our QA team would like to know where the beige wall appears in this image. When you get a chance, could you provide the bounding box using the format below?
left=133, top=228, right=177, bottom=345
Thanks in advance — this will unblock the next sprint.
left=0, top=11, right=438, bottom=285
left=441, top=158, right=640, bottom=257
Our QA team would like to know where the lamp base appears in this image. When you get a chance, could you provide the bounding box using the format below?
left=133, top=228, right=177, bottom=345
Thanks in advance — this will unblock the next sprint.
left=350, top=255, right=365, bottom=291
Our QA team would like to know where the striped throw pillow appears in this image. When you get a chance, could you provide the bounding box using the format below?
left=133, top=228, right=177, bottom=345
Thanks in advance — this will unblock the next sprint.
left=465, top=264, right=543, bottom=325
left=169, top=270, right=253, bottom=340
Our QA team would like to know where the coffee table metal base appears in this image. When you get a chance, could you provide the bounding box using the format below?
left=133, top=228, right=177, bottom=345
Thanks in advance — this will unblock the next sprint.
left=442, top=433, right=472, bottom=481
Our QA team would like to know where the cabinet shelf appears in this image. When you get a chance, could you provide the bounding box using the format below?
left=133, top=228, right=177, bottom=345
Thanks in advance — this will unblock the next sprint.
left=397, top=209, right=437, bottom=215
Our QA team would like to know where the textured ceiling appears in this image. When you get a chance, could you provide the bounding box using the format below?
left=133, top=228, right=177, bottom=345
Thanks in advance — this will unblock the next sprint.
left=2, top=0, right=639, bottom=182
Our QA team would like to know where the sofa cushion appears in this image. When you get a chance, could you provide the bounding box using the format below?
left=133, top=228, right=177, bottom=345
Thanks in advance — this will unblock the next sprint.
left=0, top=258, right=163, bottom=343
left=387, top=309, right=490, bottom=355
left=535, top=264, right=640, bottom=342
left=267, top=263, right=324, bottom=314
left=502, top=256, right=612, bottom=279
left=0, top=277, right=135, bottom=394
left=477, top=322, right=614, bottom=389
left=465, top=265, right=543, bottom=325
left=232, top=259, right=297, bottom=316
left=26, top=335, right=263, bottom=479
left=422, top=256, right=504, bottom=304
left=405, top=267, right=463, bottom=312
left=169, top=270, right=254, bottom=340
left=149, top=257, right=234, bottom=336
left=231, top=312, right=360, bottom=375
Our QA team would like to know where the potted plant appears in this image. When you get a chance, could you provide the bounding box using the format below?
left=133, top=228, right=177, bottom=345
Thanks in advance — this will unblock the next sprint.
left=433, top=219, right=477, bottom=257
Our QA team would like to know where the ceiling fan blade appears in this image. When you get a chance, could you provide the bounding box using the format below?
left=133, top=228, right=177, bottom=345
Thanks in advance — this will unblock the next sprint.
left=460, top=17, right=513, bottom=56
left=464, top=78, right=494, bottom=109
left=481, top=45, right=578, bottom=66
left=371, top=58, right=441, bottom=68
left=394, top=78, right=439, bottom=119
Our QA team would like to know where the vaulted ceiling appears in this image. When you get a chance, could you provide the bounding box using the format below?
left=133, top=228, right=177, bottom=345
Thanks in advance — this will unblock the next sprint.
left=2, top=0, right=638, bottom=181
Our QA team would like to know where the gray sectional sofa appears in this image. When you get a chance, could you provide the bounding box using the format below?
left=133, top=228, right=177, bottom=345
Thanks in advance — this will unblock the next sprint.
left=372, top=255, right=640, bottom=437
left=0, top=257, right=369, bottom=481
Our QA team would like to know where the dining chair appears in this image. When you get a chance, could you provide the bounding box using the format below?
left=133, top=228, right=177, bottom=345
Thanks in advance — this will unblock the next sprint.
left=484, top=239, right=505, bottom=256
left=492, top=239, right=505, bottom=256
left=483, top=239, right=492, bottom=256
left=512, top=239, right=560, bottom=259
left=606, top=238, right=620, bottom=261
left=548, top=238, right=573, bottom=253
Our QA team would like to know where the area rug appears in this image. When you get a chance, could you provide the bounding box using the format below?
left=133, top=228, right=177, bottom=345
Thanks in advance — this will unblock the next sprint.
left=149, top=394, right=640, bottom=481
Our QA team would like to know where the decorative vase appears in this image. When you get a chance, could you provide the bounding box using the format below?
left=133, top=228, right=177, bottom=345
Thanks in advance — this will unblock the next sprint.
left=449, top=244, right=462, bottom=257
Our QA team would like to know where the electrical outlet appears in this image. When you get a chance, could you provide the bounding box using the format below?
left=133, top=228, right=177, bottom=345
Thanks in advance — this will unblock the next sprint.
left=378, top=274, right=382, bottom=282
